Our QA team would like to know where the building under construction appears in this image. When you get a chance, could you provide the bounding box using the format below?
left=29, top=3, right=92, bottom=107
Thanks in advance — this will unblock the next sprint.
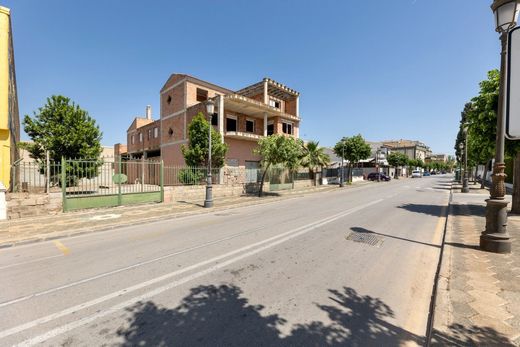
left=0, top=6, right=20, bottom=190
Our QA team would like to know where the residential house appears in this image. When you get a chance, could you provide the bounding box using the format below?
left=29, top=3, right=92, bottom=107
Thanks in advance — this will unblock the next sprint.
left=382, top=139, right=431, bottom=161
left=116, top=74, right=301, bottom=173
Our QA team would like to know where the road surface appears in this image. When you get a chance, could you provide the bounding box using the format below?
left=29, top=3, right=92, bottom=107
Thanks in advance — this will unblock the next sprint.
left=0, top=176, right=451, bottom=346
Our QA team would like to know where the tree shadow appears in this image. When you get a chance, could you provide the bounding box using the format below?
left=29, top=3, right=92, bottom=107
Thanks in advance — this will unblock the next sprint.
left=397, top=203, right=486, bottom=218
left=114, top=284, right=513, bottom=346
left=115, top=284, right=424, bottom=346
left=431, top=323, right=515, bottom=346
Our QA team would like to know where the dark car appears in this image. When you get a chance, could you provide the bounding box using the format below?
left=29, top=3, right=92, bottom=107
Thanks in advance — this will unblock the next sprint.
left=423, top=172, right=431, bottom=177
left=367, top=172, right=391, bottom=181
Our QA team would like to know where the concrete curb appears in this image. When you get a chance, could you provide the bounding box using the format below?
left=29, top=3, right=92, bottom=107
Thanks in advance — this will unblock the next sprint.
left=0, top=184, right=360, bottom=249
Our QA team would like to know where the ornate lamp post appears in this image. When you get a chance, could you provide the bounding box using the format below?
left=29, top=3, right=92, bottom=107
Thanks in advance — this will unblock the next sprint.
left=462, top=125, right=470, bottom=193
left=481, top=0, right=520, bottom=253
left=339, top=144, right=345, bottom=188
left=204, top=99, right=215, bottom=208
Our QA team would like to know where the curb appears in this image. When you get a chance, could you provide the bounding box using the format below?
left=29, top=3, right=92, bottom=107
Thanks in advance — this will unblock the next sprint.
left=425, top=182, right=453, bottom=346
left=0, top=185, right=348, bottom=249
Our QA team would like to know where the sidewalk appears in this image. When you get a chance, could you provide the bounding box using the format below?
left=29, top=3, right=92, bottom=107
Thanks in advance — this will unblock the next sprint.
left=0, top=183, right=371, bottom=248
left=432, top=182, right=520, bottom=346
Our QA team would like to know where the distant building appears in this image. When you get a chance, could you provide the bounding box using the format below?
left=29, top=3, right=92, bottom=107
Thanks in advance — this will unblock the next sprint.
left=0, top=6, right=20, bottom=190
left=115, top=74, right=301, bottom=169
left=382, top=139, right=431, bottom=161
left=425, top=154, right=448, bottom=164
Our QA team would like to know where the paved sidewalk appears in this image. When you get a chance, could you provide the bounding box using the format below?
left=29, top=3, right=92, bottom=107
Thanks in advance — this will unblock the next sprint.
left=432, top=182, right=520, bottom=346
left=0, top=183, right=370, bottom=248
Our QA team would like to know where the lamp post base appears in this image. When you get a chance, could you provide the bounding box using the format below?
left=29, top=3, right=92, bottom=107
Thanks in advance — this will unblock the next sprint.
left=204, top=185, right=213, bottom=208
left=481, top=199, right=511, bottom=253
left=462, top=178, right=469, bottom=193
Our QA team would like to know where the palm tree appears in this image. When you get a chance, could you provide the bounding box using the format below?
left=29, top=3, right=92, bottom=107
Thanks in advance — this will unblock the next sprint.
left=300, top=141, right=331, bottom=186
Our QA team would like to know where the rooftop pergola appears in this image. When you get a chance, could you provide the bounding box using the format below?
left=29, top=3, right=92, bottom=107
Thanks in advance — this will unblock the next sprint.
left=236, top=78, right=299, bottom=100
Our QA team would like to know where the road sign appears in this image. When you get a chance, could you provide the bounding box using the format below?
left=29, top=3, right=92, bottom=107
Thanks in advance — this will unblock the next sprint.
left=507, top=27, right=520, bottom=139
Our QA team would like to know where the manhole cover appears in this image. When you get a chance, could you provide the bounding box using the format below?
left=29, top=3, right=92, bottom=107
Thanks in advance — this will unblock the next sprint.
left=345, top=231, right=384, bottom=247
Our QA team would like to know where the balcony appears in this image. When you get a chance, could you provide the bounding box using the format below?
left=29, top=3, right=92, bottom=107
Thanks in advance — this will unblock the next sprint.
left=224, top=94, right=300, bottom=122
left=224, top=131, right=262, bottom=141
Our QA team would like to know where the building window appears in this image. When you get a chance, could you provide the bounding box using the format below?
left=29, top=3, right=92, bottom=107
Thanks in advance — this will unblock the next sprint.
left=154, top=127, right=159, bottom=138
left=267, top=122, right=274, bottom=135
left=282, top=122, right=293, bottom=135
left=168, top=128, right=173, bottom=137
left=131, top=135, right=135, bottom=144
left=269, top=99, right=281, bottom=109
left=139, top=133, right=143, bottom=142
left=196, top=88, right=208, bottom=102
left=167, top=95, right=172, bottom=104
left=226, top=116, right=237, bottom=132
left=211, top=114, right=218, bottom=126
left=246, top=119, right=255, bottom=133
left=148, top=129, right=152, bottom=140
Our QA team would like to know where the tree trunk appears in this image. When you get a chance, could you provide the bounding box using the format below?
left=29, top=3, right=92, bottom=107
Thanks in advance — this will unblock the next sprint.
left=512, top=152, right=520, bottom=213
left=258, top=163, right=271, bottom=197
left=473, top=166, right=478, bottom=185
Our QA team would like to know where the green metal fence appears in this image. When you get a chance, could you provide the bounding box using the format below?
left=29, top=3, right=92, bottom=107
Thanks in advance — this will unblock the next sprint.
left=62, top=157, right=164, bottom=212
left=163, top=165, right=221, bottom=186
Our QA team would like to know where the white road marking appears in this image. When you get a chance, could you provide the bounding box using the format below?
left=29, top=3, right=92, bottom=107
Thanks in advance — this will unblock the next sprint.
left=89, top=214, right=121, bottom=221
left=0, top=255, right=64, bottom=271
left=1, top=199, right=384, bottom=345
left=0, top=226, right=266, bottom=308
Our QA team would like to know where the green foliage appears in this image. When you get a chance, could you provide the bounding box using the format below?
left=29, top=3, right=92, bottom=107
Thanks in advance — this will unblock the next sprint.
left=300, top=140, right=330, bottom=180
left=387, top=152, right=409, bottom=168
left=23, top=95, right=103, bottom=182
left=178, top=168, right=206, bottom=185
left=182, top=113, right=228, bottom=168
left=333, top=134, right=371, bottom=166
left=254, top=134, right=303, bottom=196
left=24, top=96, right=102, bottom=161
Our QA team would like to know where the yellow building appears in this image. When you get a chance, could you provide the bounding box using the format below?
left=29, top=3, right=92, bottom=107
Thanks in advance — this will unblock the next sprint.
left=0, top=6, right=20, bottom=190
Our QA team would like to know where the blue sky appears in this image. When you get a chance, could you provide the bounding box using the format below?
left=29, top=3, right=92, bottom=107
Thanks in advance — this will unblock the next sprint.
left=3, top=0, right=501, bottom=155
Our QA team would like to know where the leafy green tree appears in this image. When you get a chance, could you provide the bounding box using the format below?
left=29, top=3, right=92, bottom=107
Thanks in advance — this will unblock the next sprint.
left=387, top=152, right=408, bottom=179
left=333, top=134, right=371, bottom=183
left=254, top=135, right=303, bottom=197
left=182, top=112, right=228, bottom=168
left=300, top=141, right=330, bottom=185
left=23, top=95, right=102, bottom=162
left=23, top=95, right=103, bottom=185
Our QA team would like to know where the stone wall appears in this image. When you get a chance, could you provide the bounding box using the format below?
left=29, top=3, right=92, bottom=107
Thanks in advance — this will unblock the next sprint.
left=7, top=192, right=62, bottom=219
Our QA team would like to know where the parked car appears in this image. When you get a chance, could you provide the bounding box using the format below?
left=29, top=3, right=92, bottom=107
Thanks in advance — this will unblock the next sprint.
left=367, top=172, right=391, bottom=181
left=423, top=172, right=431, bottom=177
left=411, top=170, right=422, bottom=178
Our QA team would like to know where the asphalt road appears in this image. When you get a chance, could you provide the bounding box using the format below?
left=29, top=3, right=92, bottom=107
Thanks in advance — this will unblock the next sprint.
left=0, top=175, right=451, bottom=346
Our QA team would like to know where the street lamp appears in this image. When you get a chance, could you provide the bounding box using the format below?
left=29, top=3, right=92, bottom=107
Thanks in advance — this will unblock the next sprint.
left=462, top=125, right=469, bottom=193
left=339, top=144, right=345, bottom=188
left=204, top=99, right=215, bottom=208
left=481, top=0, right=520, bottom=253
left=376, top=149, right=381, bottom=182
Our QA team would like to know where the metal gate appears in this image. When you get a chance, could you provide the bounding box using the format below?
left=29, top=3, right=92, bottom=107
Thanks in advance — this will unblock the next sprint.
left=62, top=158, right=163, bottom=212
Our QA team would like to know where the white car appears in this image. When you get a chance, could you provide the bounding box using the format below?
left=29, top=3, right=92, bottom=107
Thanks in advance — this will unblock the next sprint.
left=411, top=170, right=422, bottom=178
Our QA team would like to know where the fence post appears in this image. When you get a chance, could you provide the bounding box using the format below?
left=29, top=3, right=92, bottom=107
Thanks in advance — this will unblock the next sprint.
left=160, top=160, right=164, bottom=203
left=61, top=157, right=67, bottom=212
left=118, top=156, right=122, bottom=206
left=141, top=156, right=145, bottom=192
left=46, top=150, right=50, bottom=194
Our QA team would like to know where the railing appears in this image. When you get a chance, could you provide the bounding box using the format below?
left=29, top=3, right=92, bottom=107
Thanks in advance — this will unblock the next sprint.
left=11, top=160, right=62, bottom=193
left=163, top=166, right=221, bottom=186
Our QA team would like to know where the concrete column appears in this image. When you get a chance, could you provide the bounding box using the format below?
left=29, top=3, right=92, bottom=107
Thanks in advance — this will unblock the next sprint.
left=0, top=7, right=11, bottom=188
left=263, top=112, right=268, bottom=136
left=218, top=94, right=224, bottom=141
left=0, top=181, right=6, bottom=220
left=263, top=79, right=268, bottom=105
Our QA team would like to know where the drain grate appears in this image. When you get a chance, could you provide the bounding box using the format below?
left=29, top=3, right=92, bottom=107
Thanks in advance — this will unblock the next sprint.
left=345, top=231, right=384, bottom=247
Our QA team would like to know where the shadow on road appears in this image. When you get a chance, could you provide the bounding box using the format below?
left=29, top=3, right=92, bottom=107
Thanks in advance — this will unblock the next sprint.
left=350, top=227, right=440, bottom=248
left=397, top=203, right=485, bottom=217
left=115, top=284, right=423, bottom=346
